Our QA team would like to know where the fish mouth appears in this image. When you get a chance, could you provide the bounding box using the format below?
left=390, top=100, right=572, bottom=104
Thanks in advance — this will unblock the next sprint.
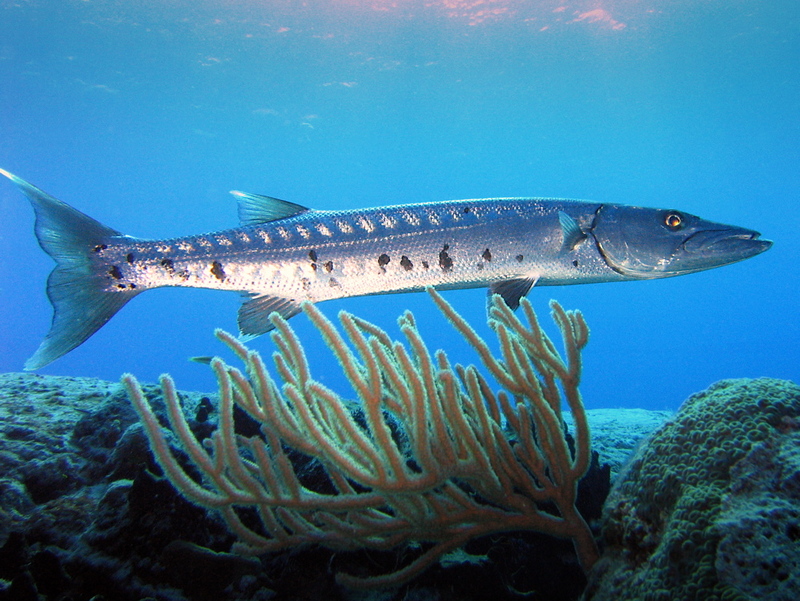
left=682, top=228, right=773, bottom=262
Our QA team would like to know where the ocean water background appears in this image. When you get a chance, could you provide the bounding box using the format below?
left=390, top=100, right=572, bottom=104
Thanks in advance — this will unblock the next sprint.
left=0, top=0, right=797, bottom=411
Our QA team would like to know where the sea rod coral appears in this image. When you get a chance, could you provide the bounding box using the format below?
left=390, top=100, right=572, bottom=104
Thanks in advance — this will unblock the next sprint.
left=123, top=288, right=598, bottom=588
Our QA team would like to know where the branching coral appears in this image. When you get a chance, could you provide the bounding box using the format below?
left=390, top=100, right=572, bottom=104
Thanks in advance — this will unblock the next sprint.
left=123, top=289, right=598, bottom=588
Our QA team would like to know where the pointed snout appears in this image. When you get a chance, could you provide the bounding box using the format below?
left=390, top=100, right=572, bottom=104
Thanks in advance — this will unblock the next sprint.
left=682, top=226, right=773, bottom=264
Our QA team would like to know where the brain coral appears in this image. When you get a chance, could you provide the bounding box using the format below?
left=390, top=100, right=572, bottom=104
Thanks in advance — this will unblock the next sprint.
left=582, top=378, right=800, bottom=601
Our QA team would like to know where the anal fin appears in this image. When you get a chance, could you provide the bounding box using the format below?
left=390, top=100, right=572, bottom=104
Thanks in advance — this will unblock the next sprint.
left=238, top=294, right=302, bottom=339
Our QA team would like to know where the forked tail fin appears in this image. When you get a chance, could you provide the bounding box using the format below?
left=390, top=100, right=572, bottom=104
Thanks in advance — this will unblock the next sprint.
left=1, top=169, right=140, bottom=369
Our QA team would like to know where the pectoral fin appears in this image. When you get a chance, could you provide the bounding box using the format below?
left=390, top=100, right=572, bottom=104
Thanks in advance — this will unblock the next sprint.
left=559, top=210, right=587, bottom=253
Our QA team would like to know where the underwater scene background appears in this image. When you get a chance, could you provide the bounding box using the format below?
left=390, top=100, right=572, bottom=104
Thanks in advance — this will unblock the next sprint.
left=1, top=2, right=800, bottom=600
left=0, top=1, right=798, bottom=409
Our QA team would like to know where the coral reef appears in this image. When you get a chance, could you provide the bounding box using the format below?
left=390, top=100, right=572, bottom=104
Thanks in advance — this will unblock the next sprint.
left=714, top=417, right=800, bottom=599
left=4, top=341, right=794, bottom=600
left=0, top=372, right=239, bottom=601
left=564, top=408, right=670, bottom=480
left=583, top=378, right=800, bottom=601
left=0, top=326, right=667, bottom=599
left=0, top=374, right=650, bottom=601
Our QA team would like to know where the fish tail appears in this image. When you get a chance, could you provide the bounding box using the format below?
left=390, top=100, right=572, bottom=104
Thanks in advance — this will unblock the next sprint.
left=1, top=169, right=139, bottom=369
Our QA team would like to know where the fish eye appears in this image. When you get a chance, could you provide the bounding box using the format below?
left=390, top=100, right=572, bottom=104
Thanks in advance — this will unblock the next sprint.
left=664, top=212, right=684, bottom=230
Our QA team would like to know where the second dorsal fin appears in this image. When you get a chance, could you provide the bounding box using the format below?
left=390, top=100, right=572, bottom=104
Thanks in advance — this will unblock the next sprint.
left=230, top=190, right=310, bottom=226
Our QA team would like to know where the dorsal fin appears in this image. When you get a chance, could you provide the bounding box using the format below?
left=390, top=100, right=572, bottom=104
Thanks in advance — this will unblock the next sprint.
left=230, top=190, right=310, bottom=226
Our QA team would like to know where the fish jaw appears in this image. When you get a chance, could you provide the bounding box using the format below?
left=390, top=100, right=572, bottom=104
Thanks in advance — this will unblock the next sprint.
left=680, top=227, right=772, bottom=267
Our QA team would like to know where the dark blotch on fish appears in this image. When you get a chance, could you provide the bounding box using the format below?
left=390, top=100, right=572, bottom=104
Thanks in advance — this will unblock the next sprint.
left=126, top=253, right=135, bottom=264
left=108, top=265, right=122, bottom=280
left=439, top=244, right=453, bottom=272
left=161, top=258, right=175, bottom=272
left=378, top=253, right=390, bottom=272
left=482, top=248, right=492, bottom=262
left=324, top=261, right=334, bottom=273
left=329, top=277, right=341, bottom=287
left=211, top=261, right=225, bottom=281
left=516, top=254, right=524, bottom=263
left=572, top=259, right=579, bottom=267
left=400, top=256, right=413, bottom=271
left=302, top=277, right=311, bottom=291
left=309, top=249, right=318, bottom=262
left=421, top=260, right=429, bottom=269
left=463, top=207, right=471, bottom=214
left=93, top=244, right=108, bottom=253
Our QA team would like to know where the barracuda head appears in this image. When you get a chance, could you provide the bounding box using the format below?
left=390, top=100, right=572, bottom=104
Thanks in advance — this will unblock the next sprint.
left=590, top=204, right=772, bottom=278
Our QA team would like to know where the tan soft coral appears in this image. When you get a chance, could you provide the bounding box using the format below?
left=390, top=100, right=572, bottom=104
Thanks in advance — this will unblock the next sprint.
left=124, top=288, right=599, bottom=588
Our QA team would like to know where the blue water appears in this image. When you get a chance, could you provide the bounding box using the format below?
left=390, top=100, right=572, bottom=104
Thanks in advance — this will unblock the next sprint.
left=0, top=0, right=797, bottom=411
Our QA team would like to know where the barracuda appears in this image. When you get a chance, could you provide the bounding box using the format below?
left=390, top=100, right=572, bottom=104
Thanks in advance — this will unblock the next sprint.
left=1, top=169, right=772, bottom=369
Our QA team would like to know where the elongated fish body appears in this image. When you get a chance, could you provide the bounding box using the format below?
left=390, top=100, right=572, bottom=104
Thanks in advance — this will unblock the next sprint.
left=1, top=169, right=772, bottom=369
left=105, top=199, right=615, bottom=299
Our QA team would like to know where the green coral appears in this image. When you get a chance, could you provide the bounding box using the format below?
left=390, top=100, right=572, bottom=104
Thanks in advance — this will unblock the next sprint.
left=584, top=378, right=800, bottom=601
